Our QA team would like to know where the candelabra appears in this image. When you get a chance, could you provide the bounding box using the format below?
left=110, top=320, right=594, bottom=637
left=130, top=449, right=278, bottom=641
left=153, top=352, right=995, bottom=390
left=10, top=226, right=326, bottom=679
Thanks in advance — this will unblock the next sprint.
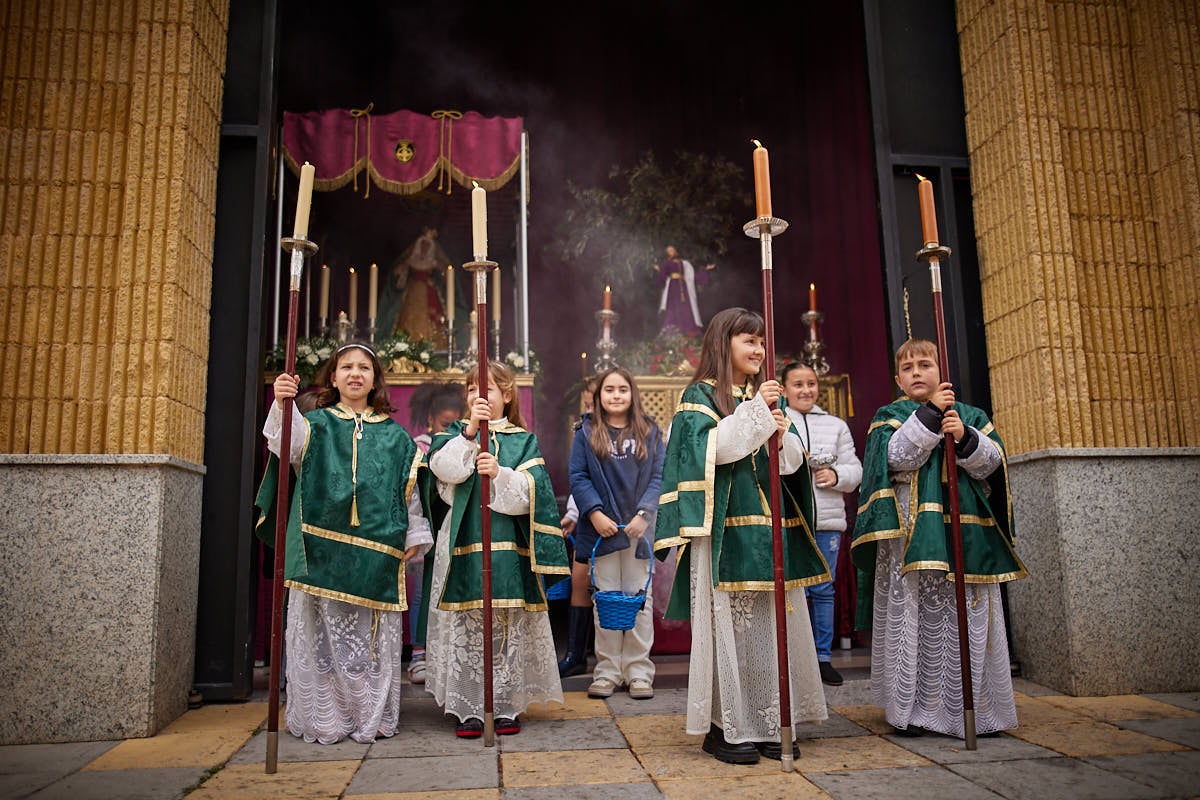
left=800, top=310, right=830, bottom=375
left=594, top=309, right=619, bottom=372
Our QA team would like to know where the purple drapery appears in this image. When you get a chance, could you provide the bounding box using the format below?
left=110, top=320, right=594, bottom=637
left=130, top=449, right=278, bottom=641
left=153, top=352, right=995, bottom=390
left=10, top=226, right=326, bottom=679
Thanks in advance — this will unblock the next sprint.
left=282, top=108, right=524, bottom=195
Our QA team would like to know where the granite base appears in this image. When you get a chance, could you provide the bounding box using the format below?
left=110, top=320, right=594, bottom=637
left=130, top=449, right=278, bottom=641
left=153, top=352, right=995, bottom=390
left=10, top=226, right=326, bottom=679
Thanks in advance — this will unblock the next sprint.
left=0, top=456, right=205, bottom=744
left=1007, top=448, right=1200, bottom=696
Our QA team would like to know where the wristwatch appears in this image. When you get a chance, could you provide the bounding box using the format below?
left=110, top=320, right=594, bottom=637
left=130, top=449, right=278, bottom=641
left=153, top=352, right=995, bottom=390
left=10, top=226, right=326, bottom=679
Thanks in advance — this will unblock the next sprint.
left=635, top=509, right=647, bottom=519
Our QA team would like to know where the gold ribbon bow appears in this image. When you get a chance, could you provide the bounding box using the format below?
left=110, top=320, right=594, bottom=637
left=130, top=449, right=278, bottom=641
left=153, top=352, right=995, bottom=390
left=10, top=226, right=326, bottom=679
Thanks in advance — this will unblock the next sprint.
left=431, top=109, right=463, bottom=194
left=350, top=102, right=374, bottom=197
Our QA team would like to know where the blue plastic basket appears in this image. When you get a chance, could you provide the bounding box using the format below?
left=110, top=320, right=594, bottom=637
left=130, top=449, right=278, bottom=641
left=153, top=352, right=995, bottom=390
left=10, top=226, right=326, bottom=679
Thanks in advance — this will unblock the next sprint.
left=545, top=574, right=571, bottom=601
left=589, top=529, right=654, bottom=631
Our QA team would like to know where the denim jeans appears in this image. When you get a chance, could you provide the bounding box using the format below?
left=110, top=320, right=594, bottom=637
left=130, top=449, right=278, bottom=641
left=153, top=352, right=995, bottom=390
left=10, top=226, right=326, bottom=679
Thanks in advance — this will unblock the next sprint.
left=804, top=530, right=840, bottom=662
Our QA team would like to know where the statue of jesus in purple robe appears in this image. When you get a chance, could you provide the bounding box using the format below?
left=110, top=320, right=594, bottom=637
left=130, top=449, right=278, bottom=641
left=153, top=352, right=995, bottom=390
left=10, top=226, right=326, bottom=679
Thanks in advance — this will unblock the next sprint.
left=654, top=245, right=715, bottom=337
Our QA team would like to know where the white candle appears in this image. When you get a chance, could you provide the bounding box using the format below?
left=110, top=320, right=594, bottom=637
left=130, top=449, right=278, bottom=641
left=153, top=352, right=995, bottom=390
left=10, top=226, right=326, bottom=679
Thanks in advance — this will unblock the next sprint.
left=446, top=265, right=455, bottom=323
left=293, top=162, right=315, bottom=239
left=492, top=266, right=501, bottom=321
left=471, top=181, right=487, bottom=259
left=348, top=267, right=358, bottom=323
left=368, top=263, right=378, bottom=320
left=319, top=264, right=330, bottom=320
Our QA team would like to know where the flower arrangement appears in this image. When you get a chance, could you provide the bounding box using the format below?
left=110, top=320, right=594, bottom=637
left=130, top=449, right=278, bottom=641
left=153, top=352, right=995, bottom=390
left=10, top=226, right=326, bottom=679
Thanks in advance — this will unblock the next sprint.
left=619, top=331, right=702, bottom=376
left=504, top=348, right=542, bottom=377
left=265, top=332, right=447, bottom=381
left=264, top=336, right=338, bottom=383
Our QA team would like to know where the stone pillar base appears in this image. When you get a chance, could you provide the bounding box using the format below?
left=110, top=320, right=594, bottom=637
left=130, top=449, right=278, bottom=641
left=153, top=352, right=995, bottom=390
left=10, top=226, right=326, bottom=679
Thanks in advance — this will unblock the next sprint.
left=0, top=456, right=205, bottom=744
left=1008, top=448, right=1200, bottom=696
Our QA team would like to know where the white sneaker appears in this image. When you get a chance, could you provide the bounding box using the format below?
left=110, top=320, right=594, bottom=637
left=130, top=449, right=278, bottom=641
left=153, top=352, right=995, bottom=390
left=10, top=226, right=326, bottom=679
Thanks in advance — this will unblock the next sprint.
left=628, top=679, right=654, bottom=700
left=587, top=677, right=616, bottom=698
left=408, top=653, right=426, bottom=684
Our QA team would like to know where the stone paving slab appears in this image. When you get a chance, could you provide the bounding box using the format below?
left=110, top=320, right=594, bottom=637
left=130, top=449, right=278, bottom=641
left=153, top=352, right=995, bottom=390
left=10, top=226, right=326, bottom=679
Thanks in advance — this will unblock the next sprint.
left=635, top=744, right=792, bottom=781
left=658, top=772, right=831, bottom=799
left=0, top=772, right=69, bottom=799
left=1115, top=717, right=1200, bottom=749
left=1006, top=720, right=1188, bottom=758
left=501, top=748, right=650, bottom=787
left=188, top=759, right=360, bottom=799
left=349, top=791, right=498, bottom=800
left=496, top=716, right=628, bottom=752
left=1144, top=693, right=1200, bottom=713
left=521, top=692, right=608, bottom=721
left=228, top=730, right=372, bottom=764
left=1084, top=751, right=1200, bottom=798
left=158, top=702, right=268, bottom=734
left=1041, top=694, right=1200, bottom=722
left=804, top=765, right=1003, bottom=800
left=1010, top=678, right=1061, bottom=697
left=346, top=752, right=498, bottom=794
left=796, top=735, right=932, bottom=773
left=884, top=731, right=1059, bottom=764
left=827, top=705, right=894, bottom=734
left=1013, top=693, right=1093, bottom=726
left=504, top=782, right=665, bottom=799
left=366, top=729, right=490, bottom=759
left=616, top=714, right=702, bottom=750
left=81, top=730, right=255, bottom=770
left=948, top=756, right=1170, bottom=800
left=820, top=680, right=874, bottom=706
left=797, top=710, right=871, bottom=739
left=26, top=766, right=210, bottom=800
left=605, top=687, right=689, bottom=716
left=0, top=741, right=119, bottom=773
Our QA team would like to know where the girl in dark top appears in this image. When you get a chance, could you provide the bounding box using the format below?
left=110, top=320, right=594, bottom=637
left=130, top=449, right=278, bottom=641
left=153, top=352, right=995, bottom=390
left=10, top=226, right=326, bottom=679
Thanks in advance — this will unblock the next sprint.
left=568, top=367, right=666, bottom=699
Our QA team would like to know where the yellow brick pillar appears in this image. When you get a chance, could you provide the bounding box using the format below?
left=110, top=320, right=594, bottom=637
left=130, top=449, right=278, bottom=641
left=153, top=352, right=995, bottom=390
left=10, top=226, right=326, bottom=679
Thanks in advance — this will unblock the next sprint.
left=0, top=0, right=229, bottom=741
left=958, top=0, right=1200, bottom=694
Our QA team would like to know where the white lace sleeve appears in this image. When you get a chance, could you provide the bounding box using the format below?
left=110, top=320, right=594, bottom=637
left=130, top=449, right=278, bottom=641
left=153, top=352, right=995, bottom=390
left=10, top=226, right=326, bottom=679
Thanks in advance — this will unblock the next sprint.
left=959, top=428, right=1001, bottom=480
left=887, top=412, right=942, bottom=471
left=779, top=428, right=805, bottom=475
left=430, top=434, right=479, bottom=485
left=263, top=402, right=308, bottom=464
left=405, top=492, right=434, bottom=556
left=715, top=395, right=776, bottom=465
left=489, top=466, right=531, bottom=516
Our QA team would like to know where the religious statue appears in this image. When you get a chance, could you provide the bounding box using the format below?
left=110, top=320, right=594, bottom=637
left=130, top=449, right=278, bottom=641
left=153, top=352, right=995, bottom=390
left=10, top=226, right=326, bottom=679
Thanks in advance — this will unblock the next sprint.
left=378, top=226, right=452, bottom=343
left=654, top=245, right=714, bottom=337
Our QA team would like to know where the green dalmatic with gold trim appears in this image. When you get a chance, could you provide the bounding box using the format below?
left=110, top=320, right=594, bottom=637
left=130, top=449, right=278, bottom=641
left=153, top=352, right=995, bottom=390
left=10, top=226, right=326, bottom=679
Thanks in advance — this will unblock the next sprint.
left=653, top=381, right=830, bottom=620
left=418, top=420, right=570, bottom=613
left=851, top=399, right=1026, bottom=626
left=255, top=404, right=420, bottom=612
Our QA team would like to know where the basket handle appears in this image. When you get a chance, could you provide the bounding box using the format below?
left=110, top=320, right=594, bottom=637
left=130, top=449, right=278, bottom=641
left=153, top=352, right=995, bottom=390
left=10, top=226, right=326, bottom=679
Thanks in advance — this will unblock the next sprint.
left=589, top=525, right=654, bottom=595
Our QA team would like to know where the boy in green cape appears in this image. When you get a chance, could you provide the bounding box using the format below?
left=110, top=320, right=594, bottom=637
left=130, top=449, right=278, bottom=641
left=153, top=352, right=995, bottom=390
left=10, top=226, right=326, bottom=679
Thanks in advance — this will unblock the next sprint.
left=852, top=338, right=1026, bottom=737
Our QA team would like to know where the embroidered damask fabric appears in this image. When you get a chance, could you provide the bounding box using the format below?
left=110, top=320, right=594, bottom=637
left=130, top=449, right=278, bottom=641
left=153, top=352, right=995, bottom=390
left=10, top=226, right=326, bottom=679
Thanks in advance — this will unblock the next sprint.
left=685, top=539, right=828, bottom=743
left=871, top=538, right=1017, bottom=736
left=284, top=590, right=405, bottom=744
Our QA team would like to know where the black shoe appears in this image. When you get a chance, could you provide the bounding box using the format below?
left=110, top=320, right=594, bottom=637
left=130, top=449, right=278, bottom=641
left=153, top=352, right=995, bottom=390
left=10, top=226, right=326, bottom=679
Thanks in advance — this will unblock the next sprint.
left=495, top=717, right=520, bottom=735
left=557, top=605, right=592, bottom=677
left=702, top=724, right=760, bottom=764
left=454, top=719, right=482, bottom=739
left=893, top=724, right=927, bottom=737
left=819, top=661, right=844, bottom=686
left=754, top=739, right=800, bottom=761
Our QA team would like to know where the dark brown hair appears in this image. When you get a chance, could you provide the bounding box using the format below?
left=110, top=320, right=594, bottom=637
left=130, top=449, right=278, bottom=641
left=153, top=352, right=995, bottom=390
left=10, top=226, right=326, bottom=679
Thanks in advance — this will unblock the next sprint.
left=780, top=360, right=818, bottom=386
left=589, top=367, right=655, bottom=461
left=691, top=307, right=766, bottom=416
left=313, top=342, right=395, bottom=414
left=467, top=360, right=526, bottom=429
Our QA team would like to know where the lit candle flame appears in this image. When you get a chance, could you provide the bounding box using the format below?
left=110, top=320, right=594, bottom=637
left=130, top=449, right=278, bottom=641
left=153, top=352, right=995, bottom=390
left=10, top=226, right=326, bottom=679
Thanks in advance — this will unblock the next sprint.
left=810, top=282, right=815, bottom=291
left=605, top=284, right=611, bottom=292
left=472, top=180, right=480, bottom=189
left=915, top=173, right=928, bottom=182
left=752, top=139, right=763, bottom=148
left=349, top=267, right=356, bottom=274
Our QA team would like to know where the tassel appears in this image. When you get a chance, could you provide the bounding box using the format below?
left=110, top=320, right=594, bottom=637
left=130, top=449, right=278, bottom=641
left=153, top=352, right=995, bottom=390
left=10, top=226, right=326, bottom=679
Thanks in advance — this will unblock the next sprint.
left=351, top=491, right=361, bottom=527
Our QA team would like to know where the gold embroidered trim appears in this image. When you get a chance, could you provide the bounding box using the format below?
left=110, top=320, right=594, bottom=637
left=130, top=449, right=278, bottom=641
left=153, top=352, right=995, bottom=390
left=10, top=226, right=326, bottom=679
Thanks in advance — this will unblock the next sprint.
left=285, top=580, right=406, bottom=612
left=850, top=527, right=905, bottom=546
left=515, top=457, right=546, bottom=472
left=437, top=597, right=549, bottom=612
left=869, top=418, right=903, bottom=433
left=857, top=486, right=897, bottom=515
left=452, top=541, right=530, bottom=557
left=658, top=491, right=679, bottom=505
left=677, top=402, right=722, bottom=422
left=301, top=523, right=406, bottom=560
left=724, top=515, right=806, bottom=528
left=654, top=536, right=687, bottom=551
left=715, top=574, right=831, bottom=592
left=327, top=403, right=389, bottom=423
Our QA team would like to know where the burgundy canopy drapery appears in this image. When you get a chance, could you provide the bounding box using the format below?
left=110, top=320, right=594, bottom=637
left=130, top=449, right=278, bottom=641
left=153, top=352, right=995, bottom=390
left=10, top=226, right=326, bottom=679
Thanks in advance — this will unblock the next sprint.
left=282, top=107, right=524, bottom=195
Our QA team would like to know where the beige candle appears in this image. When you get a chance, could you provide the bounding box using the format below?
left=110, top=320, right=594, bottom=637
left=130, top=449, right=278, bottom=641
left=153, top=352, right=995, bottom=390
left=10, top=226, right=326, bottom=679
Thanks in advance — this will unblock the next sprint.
left=446, top=265, right=455, bottom=323
left=368, top=263, right=378, bottom=320
left=471, top=181, right=488, bottom=259
left=293, top=162, right=315, bottom=239
left=319, top=264, right=330, bottom=320
left=348, top=267, right=358, bottom=323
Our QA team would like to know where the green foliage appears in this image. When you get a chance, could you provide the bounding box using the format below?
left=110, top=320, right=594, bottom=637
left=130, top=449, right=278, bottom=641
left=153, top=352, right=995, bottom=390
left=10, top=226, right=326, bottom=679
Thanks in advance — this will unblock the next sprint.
left=553, top=150, right=747, bottom=290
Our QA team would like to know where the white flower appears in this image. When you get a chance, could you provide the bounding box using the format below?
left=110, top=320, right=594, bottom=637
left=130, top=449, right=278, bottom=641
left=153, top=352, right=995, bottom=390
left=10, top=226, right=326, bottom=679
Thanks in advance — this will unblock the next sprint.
left=305, top=353, right=319, bottom=366
left=317, top=347, right=332, bottom=359
left=397, top=341, right=410, bottom=352
left=297, top=343, right=311, bottom=357
left=510, top=355, right=525, bottom=368
left=419, top=351, right=430, bottom=362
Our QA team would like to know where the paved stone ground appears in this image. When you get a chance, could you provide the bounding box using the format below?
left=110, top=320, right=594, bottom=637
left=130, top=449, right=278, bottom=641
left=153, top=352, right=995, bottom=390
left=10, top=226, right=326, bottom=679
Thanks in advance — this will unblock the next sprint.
left=2, top=653, right=1197, bottom=799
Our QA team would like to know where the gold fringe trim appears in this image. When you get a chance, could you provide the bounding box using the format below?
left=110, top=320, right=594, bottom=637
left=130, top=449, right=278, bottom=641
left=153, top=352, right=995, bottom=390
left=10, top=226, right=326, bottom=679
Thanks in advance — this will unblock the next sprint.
left=285, top=580, right=406, bottom=612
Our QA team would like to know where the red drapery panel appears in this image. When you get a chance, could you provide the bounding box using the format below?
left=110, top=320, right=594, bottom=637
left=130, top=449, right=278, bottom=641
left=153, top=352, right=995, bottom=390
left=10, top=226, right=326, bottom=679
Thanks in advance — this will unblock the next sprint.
left=282, top=107, right=524, bottom=196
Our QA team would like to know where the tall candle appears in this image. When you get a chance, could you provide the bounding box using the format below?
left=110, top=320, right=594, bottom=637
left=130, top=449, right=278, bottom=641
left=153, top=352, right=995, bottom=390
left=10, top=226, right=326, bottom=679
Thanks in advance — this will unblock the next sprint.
left=581, top=352, right=588, bottom=380
left=293, top=162, right=315, bottom=239
left=809, top=282, right=817, bottom=312
left=319, top=264, right=330, bottom=320
left=752, top=140, right=772, bottom=218
left=471, top=181, right=488, bottom=259
left=603, top=284, right=612, bottom=310
left=916, top=173, right=939, bottom=244
left=348, top=267, right=358, bottom=323
left=446, top=265, right=455, bottom=323
left=368, top=263, right=378, bottom=320
left=492, top=266, right=501, bottom=321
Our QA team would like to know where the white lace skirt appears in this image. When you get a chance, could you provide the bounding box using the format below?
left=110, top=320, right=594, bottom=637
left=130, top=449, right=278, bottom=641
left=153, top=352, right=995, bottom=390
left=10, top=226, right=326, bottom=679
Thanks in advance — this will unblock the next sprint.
left=425, top=526, right=563, bottom=722
left=284, top=589, right=405, bottom=744
left=685, top=539, right=828, bottom=743
left=870, top=538, right=1018, bottom=735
